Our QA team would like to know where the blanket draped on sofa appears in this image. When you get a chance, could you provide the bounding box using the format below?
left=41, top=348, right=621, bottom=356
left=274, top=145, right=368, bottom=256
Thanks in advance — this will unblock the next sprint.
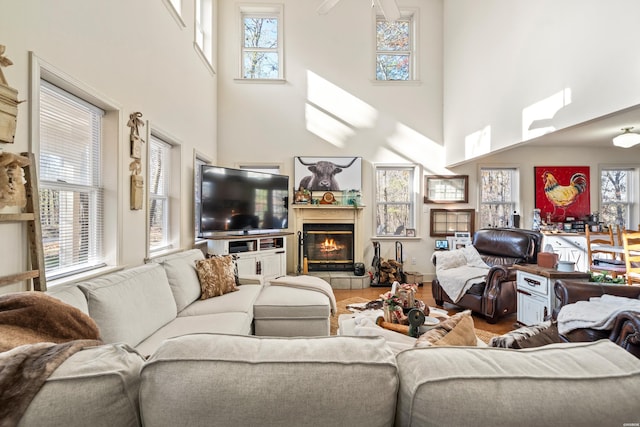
left=431, top=246, right=490, bottom=303
left=0, top=292, right=102, bottom=427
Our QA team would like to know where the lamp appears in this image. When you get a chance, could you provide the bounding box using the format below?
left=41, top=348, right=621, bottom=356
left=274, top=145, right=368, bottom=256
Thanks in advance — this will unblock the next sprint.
left=613, top=127, right=640, bottom=148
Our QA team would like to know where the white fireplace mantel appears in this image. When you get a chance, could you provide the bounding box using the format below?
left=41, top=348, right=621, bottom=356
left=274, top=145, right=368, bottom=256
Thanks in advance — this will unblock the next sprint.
left=292, top=205, right=364, bottom=271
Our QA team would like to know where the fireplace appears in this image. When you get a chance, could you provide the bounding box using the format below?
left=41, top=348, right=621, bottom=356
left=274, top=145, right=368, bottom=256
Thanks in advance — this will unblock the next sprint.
left=302, top=223, right=354, bottom=272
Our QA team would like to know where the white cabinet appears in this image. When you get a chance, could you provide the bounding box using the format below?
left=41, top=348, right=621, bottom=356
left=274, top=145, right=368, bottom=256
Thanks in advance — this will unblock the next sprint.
left=542, top=234, right=588, bottom=272
left=515, top=265, right=590, bottom=326
left=206, top=234, right=289, bottom=282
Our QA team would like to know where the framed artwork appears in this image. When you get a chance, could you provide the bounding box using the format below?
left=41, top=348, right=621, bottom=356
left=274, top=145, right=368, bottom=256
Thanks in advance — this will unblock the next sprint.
left=294, top=156, right=362, bottom=192
left=430, top=208, right=475, bottom=237
left=405, top=228, right=416, bottom=237
left=424, top=175, right=468, bottom=203
left=534, top=166, right=590, bottom=222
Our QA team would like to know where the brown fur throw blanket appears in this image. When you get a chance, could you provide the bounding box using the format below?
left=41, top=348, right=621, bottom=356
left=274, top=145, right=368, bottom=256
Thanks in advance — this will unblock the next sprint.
left=0, top=292, right=102, bottom=426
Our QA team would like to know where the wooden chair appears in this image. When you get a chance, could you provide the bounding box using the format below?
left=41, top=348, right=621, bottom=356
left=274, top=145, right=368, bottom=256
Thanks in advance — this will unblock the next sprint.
left=586, top=227, right=626, bottom=278
left=622, top=230, right=640, bottom=285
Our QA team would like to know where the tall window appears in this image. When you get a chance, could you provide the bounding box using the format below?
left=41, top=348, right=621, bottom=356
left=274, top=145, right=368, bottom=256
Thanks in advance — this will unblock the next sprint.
left=194, top=153, right=211, bottom=240
left=240, top=5, right=283, bottom=79
left=376, top=13, right=414, bottom=81
left=375, top=165, right=418, bottom=236
left=149, top=136, right=172, bottom=252
left=39, top=81, right=104, bottom=279
left=479, top=168, right=519, bottom=228
left=601, top=168, right=634, bottom=228
left=195, top=0, right=214, bottom=66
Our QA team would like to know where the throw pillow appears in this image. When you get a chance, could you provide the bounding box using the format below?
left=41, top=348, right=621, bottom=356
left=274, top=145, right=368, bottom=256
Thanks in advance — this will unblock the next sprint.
left=414, top=310, right=477, bottom=347
left=195, top=255, right=239, bottom=300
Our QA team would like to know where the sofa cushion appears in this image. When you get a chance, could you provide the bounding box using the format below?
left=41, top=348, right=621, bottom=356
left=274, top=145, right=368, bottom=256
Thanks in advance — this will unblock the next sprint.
left=20, top=343, right=144, bottom=427
left=414, top=310, right=477, bottom=347
left=135, top=313, right=252, bottom=357
left=178, top=284, right=262, bottom=317
left=395, top=340, right=640, bottom=427
left=140, top=334, right=398, bottom=427
left=78, top=263, right=177, bottom=346
left=473, top=228, right=535, bottom=263
left=153, top=249, right=205, bottom=312
left=195, top=255, right=239, bottom=299
left=46, top=283, right=89, bottom=314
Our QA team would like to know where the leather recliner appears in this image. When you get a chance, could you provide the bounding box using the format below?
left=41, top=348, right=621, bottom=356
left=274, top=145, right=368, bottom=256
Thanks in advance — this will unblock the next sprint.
left=431, top=227, right=543, bottom=323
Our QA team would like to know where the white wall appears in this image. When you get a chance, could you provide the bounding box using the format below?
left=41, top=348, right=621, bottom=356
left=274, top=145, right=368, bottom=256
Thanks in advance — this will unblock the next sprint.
left=0, top=0, right=217, bottom=293
left=444, top=0, right=640, bottom=165
left=217, top=0, right=445, bottom=276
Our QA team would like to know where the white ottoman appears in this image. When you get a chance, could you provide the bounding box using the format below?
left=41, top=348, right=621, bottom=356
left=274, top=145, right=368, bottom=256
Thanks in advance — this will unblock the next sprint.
left=253, top=285, right=331, bottom=336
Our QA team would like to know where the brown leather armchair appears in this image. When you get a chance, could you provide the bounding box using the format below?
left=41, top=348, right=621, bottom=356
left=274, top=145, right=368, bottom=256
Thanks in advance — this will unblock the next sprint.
left=432, top=228, right=543, bottom=323
left=554, top=279, right=640, bottom=358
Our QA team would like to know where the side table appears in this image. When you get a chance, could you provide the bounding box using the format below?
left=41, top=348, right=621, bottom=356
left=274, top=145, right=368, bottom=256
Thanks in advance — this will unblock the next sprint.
left=513, top=264, right=590, bottom=326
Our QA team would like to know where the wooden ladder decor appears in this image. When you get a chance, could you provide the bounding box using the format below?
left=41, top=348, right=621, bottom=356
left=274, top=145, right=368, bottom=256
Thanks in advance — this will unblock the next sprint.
left=0, top=152, right=46, bottom=291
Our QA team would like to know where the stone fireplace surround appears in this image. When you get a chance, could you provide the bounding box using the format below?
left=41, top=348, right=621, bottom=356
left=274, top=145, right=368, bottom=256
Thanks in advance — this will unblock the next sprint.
left=292, top=205, right=369, bottom=289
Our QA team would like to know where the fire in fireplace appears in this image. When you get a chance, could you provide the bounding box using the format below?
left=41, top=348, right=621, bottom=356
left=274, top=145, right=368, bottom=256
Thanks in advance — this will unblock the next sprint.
left=302, top=223, right=354, bottom=272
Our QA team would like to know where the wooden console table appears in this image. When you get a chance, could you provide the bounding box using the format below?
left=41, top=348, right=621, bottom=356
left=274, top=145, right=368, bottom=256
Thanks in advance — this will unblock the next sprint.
left=513, top=264, right=590, bottom=326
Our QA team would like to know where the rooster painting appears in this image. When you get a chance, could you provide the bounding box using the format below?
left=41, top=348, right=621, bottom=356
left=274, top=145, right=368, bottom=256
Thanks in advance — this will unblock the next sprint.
left=535, top=166, right=590, bottom=221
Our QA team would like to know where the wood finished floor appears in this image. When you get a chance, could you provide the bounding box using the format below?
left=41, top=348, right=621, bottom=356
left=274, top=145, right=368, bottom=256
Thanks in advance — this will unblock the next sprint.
left=333, top=283, right=518, bottom=335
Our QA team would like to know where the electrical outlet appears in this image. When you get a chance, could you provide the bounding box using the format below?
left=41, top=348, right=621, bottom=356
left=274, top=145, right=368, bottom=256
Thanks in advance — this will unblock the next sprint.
left=411, top=257, right=416, bottom=265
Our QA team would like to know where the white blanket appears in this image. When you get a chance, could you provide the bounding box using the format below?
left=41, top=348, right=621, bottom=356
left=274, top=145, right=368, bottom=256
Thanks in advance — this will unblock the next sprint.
left=432, top=246, right=490, bottom=303
left=269, top=275, right=337, bottom=315
left=557, top=294, right=640, bottom=335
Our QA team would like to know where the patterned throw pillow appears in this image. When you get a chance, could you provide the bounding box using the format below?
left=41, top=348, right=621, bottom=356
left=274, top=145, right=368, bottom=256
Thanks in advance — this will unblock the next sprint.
left=195, top=255, right=239, bottom=300
left=414, top=310, right=477, bottom=347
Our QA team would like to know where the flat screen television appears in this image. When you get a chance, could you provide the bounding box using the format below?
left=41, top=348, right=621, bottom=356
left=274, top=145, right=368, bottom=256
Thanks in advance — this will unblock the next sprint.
left=198, top=165, right=289, bottom=237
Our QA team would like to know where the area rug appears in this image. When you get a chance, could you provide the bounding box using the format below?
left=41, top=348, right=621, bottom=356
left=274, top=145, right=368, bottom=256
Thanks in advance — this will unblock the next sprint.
left=331, top=297, right=500, bottom=344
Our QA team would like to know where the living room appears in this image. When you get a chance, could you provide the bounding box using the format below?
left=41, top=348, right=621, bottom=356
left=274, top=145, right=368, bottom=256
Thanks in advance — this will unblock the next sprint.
left=2, top=1, right=640, bottom=425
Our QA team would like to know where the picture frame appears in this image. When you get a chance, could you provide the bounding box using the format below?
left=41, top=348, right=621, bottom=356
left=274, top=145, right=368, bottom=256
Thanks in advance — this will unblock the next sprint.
left=405, top=228, right=416, bottom=237
left=424, top=175, right=468, bottom=203
left=294, top=156, right=362, bottom=192
left=534, top=166, right=590, bottom=222
left=429, top=208, right=475, bottom=237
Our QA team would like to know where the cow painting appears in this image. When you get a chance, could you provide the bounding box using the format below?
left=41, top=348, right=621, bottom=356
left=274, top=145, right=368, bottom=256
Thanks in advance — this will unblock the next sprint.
left=296, top=157, right=360, bottom=191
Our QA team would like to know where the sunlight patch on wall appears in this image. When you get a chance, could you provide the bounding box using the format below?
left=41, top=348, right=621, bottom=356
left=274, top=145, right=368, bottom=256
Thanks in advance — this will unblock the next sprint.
left=306, top=71, right=378, bottom=129
left=388, top=122, right=447, bottom=174
left=305, top=103, right=354, bottom=148
left=522, top=88, right=572, bottom=140
left=465, top=125, right=491, bottom=159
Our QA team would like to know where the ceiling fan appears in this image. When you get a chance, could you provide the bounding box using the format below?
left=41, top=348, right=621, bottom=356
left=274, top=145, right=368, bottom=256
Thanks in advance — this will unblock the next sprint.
left=316, top=0, right=401, bottom=22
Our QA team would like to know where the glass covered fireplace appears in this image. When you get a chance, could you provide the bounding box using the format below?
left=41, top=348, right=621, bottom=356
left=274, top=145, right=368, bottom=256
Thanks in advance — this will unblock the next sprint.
left=302, top=223, right=354, bottom=272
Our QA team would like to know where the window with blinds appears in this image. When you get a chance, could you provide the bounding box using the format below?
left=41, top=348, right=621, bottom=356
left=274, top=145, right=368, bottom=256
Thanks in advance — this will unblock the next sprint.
left=149, top=135, right=171, bottom=252
left=39, top=80, right=105, bottom=279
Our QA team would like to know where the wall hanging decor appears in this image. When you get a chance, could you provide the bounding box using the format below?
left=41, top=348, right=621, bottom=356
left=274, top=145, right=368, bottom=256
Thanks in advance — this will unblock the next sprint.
left=424, top=175, right=468, bottom=203
left=534, top=166, right=590, bottom=222
left=0, top=151, right=30, bottom=208
left=127, top=112, right=145, bottom=210
left=294, top=156, right=362, bottom=192
left=0, top=44, right=19, bottom=144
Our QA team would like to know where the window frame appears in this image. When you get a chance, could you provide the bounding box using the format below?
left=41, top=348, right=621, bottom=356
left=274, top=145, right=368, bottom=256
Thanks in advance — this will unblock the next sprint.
left=600, top=166, right=636, bottom=229
left=373, top=163, right=421, bottom=238
left=163, top=0, right=186, bottom=28
left=237, top=4, right=285, bottom=81
left=194, top=0, right=216, bottom=73
left=478, top=166, right=520, bottom=229
left=194, top=150, right=213, bottom=243
left=30, top=53, right=121, bottom=283
left=374, top=8, right=419, bottom=82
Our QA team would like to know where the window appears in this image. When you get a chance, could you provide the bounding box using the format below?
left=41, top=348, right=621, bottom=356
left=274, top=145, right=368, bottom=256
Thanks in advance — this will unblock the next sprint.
left=39, top=81, right=105, bottom=279
left=375, top=165, right=419, bottom=236
left=194, top=152, right=211, bottom=240
left=195, top=0, right=214, bottom=67
left=376, top=12, right=415, bottom=81
left=479, top=167, right=519, bottom=228
left=148, top=136, right=172, bottom=252
left=601, top=168, right=634, bottom=228
left=240, top=5, right=283, bottom=79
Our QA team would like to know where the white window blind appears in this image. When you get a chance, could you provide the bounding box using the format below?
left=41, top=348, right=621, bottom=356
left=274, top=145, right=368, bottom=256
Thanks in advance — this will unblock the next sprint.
left=149, top=135, right=171, bottom=251
left=39, top=80, right=105, bottom=279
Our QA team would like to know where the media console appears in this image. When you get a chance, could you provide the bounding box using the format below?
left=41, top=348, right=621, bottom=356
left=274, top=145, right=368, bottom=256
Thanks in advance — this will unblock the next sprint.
left=206, top=233, right=292, bottom=281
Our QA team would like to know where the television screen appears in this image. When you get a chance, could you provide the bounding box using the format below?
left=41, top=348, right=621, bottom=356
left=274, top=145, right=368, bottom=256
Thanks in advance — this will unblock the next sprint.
left=199, top=166, right=289, bottom=236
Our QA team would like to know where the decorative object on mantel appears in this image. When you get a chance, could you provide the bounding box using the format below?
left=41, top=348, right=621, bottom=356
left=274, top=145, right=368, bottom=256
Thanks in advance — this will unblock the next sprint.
left=0, top=151, right=30, bottom=208
left=319, top=191, right=335, bottom=204
left=294, top=186, right=311, bottom=204
left=127, top=112, right=145, bottom=159
left=0, top=44, right=20, bottom=144
left=129, top=159, right=143, bottom=210
left=127, top=112, right=144, bottom=210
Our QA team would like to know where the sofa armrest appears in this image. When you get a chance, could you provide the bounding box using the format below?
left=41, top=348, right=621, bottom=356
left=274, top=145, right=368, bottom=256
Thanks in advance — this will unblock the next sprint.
left=482, top=265, right=516, bottom=319
left=484, top=265, right=515, bottom=295
left=238, top=274, right=264, bottom=285
left=608, top=311, right=640, bottom=359
left=553, top=280, right=640, bottom=319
